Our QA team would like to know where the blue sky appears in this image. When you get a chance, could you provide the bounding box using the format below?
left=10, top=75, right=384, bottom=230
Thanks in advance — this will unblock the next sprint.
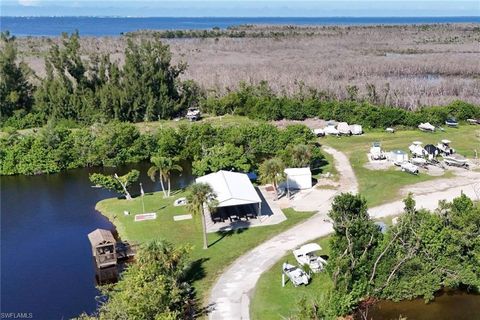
left=1, top=1, right=479, bottom=17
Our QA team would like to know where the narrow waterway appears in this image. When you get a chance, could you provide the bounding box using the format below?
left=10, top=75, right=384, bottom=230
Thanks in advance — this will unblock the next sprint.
left=0, top=162, right=192, bottom=319
left=368, top=291, right=480, bottom=320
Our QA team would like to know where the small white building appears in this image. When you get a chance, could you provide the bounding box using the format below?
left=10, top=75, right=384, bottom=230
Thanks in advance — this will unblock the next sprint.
left=284, top=168, right=312, bottom=190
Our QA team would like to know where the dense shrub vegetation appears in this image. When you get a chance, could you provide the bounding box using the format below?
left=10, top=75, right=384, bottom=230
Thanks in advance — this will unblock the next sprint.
left=0, top=121, right=320, bottom=175
left=294, top=193, right=480, bottom=319
left=1, top=31, right=479, bottom=176
left=203, top=81, right=480, bottom=128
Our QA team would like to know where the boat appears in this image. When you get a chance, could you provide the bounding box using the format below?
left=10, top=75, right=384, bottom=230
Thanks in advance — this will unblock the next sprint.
left=186, top=107, right=201, bottom=121
left=401, top=162, right=419, bottom=175
left=385, top=127, right=395, bottom=133
left=443, top=154, right=469, bottom=169
left=337, top=122, right=351, bottom=135
left=418, top=122, right=435, bottom=132
left=410, top=157, right=427, bottom=167
left=467, top=119, right=480, bottom=125
left=370, top=142, right=387, bottom=160
left=173, top=197, right=187, bottom=206
left=408, top=141, right=427, bottom=158
left=424, top=144, right=440, bottom=159
left=445, top=118, right=458, bottom=127
left=293, top=243, right=328, bottom=273
left=436, top=139, right=455, bottom=155
left=282, top=262, right=310, bottom=287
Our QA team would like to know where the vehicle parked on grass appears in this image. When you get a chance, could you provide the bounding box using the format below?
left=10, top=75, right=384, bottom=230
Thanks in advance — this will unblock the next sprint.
left=293, top=243, right=328, bottom=273
left=313, top=128, right=325, bottom=137
left=282, top=262, right=310, bottom=287
left=186, top=107, right=201, bottom=121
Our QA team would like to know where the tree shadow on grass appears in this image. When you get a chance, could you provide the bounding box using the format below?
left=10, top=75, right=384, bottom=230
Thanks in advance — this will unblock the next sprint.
left=184, top=257, right=209, bottom=283
left=208, top=227, right=248, bottom=248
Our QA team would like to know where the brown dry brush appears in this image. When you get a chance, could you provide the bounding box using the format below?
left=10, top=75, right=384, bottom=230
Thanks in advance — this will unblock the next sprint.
left=11, top=24, right=480, bottom=109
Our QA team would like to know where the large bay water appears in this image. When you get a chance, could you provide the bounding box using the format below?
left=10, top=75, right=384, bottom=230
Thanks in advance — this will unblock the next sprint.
left=0, top=162, right=192, bottom=319
left=1, top=16, right=479, bottom=36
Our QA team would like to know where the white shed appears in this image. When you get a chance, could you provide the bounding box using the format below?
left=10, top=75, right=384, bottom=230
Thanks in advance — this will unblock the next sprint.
left=284, top=168, right=312, bottom=190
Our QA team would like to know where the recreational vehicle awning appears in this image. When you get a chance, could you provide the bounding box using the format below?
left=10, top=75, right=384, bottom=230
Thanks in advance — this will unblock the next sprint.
left=196, top=170, right=261, bottom=208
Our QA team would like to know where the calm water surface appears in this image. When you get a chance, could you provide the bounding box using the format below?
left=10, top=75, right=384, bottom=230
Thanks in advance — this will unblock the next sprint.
left=2, top=16, right=480, bottom=36
left=1, top=162, right=191, bottom=319
left=2, top=162, right=479, bottom=319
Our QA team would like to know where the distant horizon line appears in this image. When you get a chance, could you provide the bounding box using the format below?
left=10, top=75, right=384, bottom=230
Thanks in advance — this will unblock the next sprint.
left=2, top=15, right=479, bottom=18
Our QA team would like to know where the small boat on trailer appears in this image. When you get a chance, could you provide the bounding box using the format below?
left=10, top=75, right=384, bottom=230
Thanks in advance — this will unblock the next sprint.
left=467, top=119, right=480, bottom=125
left=410, top=157, right=428, bottom=168
left=401, top=162, right=419, bottom=175
left=443, top=154, right=469, bottom=169
left=282, top=262, right=310, bottom=287
left=418, top=122, right=435, bottom=132
left=445, top=118, right=459, bottom=127
left=437, top=139, right=455, bottom=156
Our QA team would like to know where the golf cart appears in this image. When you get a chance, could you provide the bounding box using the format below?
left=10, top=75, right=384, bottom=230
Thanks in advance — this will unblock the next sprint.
left=293, top=243, right=328, bottom=273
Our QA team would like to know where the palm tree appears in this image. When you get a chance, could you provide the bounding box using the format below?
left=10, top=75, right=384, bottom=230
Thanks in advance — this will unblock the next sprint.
left=259, top=157, right=285, bottom=200
left=147, top=156, right=183, bottom=198
left=186, top=182, right=218, bottom=249
left=290, top=144, right=312, bottom=168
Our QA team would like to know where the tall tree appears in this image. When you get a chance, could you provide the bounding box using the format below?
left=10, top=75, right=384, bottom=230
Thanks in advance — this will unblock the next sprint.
left=258, top=157, right=285, bottom=200
left=148, top=155, right=183, bottom=198
left=186, top=183, right=217, bottom=249
left=0, top=31, right=34, bottom=120
left=93, top=240, right=192, bottom=320
left=89, top=170, right=140, bottom=200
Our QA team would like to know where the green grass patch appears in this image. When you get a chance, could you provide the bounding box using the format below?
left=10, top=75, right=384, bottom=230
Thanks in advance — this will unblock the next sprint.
left=95, top=191, right=314, bottom=302
left=323, top=126, right=479, bottom=206
left=251, top=237, right=332, bottom=320
left=134, top=114, right=263, bottom=134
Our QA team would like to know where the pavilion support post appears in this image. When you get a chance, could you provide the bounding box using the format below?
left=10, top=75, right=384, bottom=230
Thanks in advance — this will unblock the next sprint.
left=258, top=202, right=262, bottom=217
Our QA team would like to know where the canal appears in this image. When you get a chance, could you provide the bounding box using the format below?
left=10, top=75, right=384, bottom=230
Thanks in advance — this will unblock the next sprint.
left=1, top=163, right=479, bottom=319
left=0, top=162, right=191, bottom=319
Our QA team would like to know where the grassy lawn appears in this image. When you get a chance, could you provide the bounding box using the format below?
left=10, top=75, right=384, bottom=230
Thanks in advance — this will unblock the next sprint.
left=251, top=237, right=332, bottom=320
left=95, top=190, right=314, bottom=302
left=322, top=125, right=480, bottom=206
left=134, top=114, right=263, bottom=134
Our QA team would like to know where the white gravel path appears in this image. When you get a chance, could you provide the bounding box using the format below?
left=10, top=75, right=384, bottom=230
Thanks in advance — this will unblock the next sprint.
left=207, top=146, right=357, bottom=320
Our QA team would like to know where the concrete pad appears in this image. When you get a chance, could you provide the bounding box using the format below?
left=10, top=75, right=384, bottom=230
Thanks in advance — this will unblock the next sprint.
left=173, top=214, right=192, bottom=221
